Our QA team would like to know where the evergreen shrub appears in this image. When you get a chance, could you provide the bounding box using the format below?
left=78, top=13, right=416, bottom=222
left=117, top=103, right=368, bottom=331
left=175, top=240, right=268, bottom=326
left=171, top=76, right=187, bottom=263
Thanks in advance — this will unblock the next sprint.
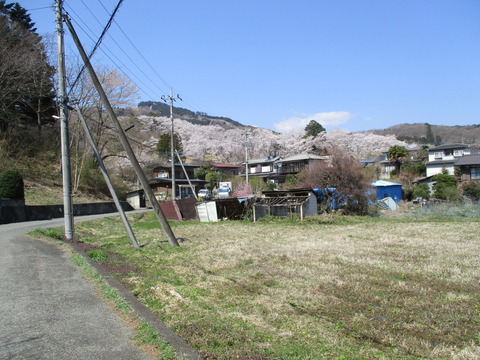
left=0, top=169, right=24, bottom=200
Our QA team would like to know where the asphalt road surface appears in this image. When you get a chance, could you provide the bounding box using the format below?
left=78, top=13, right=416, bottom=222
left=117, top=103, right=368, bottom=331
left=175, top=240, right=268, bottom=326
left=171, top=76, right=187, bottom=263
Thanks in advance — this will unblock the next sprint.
left=0, top=215, right=152, bottom=360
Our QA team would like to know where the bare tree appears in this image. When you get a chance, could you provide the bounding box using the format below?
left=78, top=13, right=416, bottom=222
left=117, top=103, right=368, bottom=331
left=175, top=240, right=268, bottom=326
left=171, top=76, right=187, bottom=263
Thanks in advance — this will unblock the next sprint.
left=67, top=64, right=139, bottom=192
left=299, top=148, right=373, bottom=214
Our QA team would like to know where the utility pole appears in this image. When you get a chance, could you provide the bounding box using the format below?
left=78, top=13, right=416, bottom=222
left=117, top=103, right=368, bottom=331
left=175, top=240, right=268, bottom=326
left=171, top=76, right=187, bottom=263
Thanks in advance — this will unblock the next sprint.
left=242, top=129, right=250, bottom=184
left=56, top=0, right=73, bottom=240
left=176, top=150, right=198, bottom=201
left=74, top=103, right=139, bottom=248
left=64, top=15, right=179, bottom=247
left=161, top=88, right=182, bottom=200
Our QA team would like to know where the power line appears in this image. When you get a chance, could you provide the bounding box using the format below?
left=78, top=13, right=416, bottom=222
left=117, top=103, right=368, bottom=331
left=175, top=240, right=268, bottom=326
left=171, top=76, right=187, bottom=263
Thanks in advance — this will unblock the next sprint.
left=91, top=21, right=171, bottom=98
left=64, top=4, right=166, bottom=102
left=111, top=20, right=171, bottom=91
left=94, top=0, right=171, bottom=98
left=64, top=1, right=211, bottom=116
left=66, top=0, right=124, bottom=92
left=63, top=7, right=160, bottom=102
left=81, top=0, right=105, bottom=26
left=105, top=8, right=207, bottom=112
left=27, top=6, right=53, bottom=11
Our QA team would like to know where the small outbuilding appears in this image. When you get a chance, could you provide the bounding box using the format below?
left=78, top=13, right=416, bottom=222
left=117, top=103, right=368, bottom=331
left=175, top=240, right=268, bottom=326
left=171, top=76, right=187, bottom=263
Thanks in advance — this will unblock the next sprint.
left=371, top=180, right=403, bottom=203
left=253, top=188, right=317, bottom=221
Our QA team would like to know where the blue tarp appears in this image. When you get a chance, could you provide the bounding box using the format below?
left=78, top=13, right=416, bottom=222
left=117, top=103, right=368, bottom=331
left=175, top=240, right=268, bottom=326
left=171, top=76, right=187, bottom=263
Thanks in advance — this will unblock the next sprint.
left=313, top=188, right=348, bottom=210
left=371, top=180, right=402, bottom=203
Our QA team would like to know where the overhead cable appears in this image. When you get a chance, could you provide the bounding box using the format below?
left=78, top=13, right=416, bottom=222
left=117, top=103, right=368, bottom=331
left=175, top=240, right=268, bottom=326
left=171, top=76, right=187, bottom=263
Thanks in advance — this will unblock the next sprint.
left=67, top=0, right=124, bottom=94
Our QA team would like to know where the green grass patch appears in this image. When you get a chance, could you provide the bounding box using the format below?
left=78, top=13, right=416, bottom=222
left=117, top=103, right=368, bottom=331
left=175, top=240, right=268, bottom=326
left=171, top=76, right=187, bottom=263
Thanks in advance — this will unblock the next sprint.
left=28, top=227, right=63, bottom=240
left=99, top=282, right=131, bottom=313
left=71, top=212, right=480, bottom=359
left=70, top=253, right=130, bottom=313
left=86, top=248, right=108, bottom=262
left=70, top=253, right=101, bottom=281
left=134, top=323, right=177, bottom=360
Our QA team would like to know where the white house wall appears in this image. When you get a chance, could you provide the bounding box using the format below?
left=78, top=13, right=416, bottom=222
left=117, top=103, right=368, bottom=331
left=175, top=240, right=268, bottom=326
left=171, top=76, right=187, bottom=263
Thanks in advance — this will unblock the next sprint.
left=249, top=165, right=273, bottom=174
left=428, top=149, right=470, bottom=162
left=380, top=164, right=395, bottom=179
left=426, top=146, right=472, bottom=177
left=426, top=164, right=454, bottom=177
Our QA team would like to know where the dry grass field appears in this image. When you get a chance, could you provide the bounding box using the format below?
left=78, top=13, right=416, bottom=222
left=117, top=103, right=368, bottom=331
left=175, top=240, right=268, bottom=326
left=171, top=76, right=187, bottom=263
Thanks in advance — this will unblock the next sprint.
left=71, top=211, right=480, bottom=359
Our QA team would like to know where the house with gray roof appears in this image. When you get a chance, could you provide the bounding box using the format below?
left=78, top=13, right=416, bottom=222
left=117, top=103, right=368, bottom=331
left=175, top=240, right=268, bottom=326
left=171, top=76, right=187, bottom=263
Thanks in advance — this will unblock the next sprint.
left=426, top=144, right=475, bottom=177
left=454, top=154, right=480, bottom=182
left=275, top=154, right=329, bottom=183
left=243, top=156, right=281, bottom=182
left=242, top=154, right=329, bottom=185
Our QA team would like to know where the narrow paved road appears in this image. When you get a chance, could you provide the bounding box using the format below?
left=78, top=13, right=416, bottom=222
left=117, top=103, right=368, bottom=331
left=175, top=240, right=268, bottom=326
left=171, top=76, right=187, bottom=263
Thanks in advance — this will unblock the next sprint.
left=0, top=215, right=152, bottom=359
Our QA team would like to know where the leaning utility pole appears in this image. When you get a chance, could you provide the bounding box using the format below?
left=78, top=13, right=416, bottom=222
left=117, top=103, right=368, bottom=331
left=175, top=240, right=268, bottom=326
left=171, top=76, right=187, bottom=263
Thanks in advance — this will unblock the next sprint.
left=56, top=0, right=73, bottom=240
left=242, top=129, right=250, bottom=184
left=74, top=104, right=139, bottom=248
left=161, top=88, right=182, bottom=200
left=64, top=15, right=179, bottom=247
left=176, top=150, right=198, bottom=201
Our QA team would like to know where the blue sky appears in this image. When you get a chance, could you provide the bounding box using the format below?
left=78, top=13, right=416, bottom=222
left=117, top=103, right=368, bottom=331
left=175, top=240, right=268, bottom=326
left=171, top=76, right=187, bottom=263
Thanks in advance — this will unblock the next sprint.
left=23, top=0, right=480, bottom=132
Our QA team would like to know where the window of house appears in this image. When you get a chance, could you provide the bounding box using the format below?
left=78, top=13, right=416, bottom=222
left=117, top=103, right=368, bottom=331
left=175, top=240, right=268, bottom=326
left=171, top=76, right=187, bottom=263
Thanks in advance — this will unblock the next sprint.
left=454, top=150, right=464, bottom=157
left=445, top=150, right=453, bottom=156
left=471, top=168, right=480, bottom=179
left=434, top=152, right=443, bottom=159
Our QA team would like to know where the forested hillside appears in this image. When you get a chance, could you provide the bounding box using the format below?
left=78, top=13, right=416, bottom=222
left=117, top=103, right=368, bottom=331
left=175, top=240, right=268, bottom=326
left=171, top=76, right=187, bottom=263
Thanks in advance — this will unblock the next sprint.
left=0, top=1, right=61, bottom=188
left=137, top=101, right=243, bottom=128
left=107, top=114, right=412, bottom=172
left=368, top=123, right=480, bottom=145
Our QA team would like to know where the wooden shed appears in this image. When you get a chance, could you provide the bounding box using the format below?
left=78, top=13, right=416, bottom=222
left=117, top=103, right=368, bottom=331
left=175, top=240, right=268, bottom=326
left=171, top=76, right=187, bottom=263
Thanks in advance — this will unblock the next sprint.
left=253, top=189, right=317, bottom=221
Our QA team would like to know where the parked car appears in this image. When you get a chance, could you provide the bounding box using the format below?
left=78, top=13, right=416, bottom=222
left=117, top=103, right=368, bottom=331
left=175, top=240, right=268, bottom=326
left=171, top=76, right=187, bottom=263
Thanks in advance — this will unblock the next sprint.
left=198, top=189, right=212, bottom=200
left=216, top=187, right=231, bottom=199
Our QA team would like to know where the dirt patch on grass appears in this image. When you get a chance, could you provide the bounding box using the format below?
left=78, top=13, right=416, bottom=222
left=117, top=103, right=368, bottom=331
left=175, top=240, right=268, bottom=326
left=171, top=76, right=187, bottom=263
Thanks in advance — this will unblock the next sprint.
left=64, top=238, right=138, bottom=278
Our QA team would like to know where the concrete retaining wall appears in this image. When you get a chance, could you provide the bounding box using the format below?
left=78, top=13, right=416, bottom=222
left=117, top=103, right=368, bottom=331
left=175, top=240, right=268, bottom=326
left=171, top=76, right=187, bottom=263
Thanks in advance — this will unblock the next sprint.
left=0, top=200, right=133, bottom=224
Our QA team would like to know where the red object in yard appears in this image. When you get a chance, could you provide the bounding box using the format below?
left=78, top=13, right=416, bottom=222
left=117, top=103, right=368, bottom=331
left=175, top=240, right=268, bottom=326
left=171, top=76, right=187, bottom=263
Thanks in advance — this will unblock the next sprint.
left=159, top=198, right=198, bottom=221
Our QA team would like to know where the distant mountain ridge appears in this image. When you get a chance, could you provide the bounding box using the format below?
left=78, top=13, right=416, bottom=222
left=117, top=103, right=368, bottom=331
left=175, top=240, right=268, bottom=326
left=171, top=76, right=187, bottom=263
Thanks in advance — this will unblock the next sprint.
left=366, top=123, right=480, bottom=145
left=133, top=104, right=480, bottom=163
left=138, top=101, right=243, bottom=129
left=137, top=103, right=480, bottom=146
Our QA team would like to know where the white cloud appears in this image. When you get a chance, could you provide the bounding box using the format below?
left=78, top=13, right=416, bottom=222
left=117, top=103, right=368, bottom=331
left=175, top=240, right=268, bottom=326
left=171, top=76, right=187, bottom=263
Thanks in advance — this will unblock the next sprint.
left=274, top=111, right=352, bottom=132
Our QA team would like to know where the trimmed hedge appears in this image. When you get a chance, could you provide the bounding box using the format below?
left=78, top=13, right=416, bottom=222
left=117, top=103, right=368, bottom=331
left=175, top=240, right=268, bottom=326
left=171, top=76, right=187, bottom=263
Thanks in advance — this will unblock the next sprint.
left=0, top=169, right=24, bottom=200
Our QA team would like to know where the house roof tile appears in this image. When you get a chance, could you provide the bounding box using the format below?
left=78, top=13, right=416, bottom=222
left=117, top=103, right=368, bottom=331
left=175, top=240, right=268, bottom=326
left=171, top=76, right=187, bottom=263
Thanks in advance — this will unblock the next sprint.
left=278, top=154, right=329, bottom=163
left=454, top=154, right=480, bottom=166
left=211, top=163, right=241, bottom=168
left=426, top=160, right=455, bottom=166
left=429, top=143, right=469, bottom=151
left=247, top=156, right=281, bottom=164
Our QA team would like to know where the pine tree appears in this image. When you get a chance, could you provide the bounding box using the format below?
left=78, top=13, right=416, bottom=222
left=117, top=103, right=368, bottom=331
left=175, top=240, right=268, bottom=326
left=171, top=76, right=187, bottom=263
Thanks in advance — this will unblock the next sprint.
left=425, top=123, right=434, bottom=144
left=303, top=120, right=326, bottom=139
left=0, top=1, right=55, bottom=135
